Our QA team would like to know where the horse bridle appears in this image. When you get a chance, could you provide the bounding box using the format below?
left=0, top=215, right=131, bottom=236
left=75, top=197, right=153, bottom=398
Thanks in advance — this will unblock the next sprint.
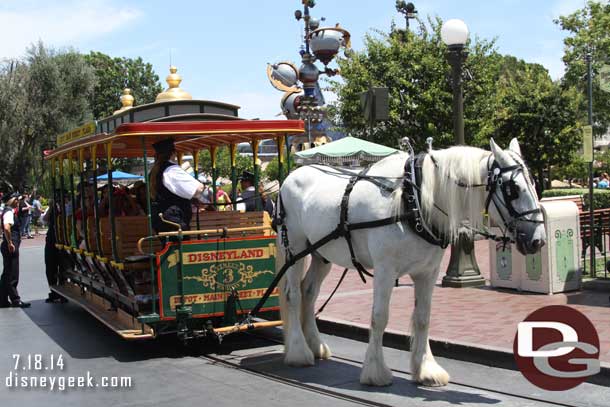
left=483, top=153, right=544, bottom=234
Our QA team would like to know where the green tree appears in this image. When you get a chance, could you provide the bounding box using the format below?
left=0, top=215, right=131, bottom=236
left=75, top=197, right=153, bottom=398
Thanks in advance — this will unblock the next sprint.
left=84, top=51, right=163, bottom=119
left=328, top=17, right=499, bottom=151
left=263, top=155, right=297, bottom=182
left=490, top=56, right=582, bottom=194
left=556, top=0, right=610, bottom=136
left=0, top=42, right=96, bottom=190
left=197, top=147, right=254, bottom=180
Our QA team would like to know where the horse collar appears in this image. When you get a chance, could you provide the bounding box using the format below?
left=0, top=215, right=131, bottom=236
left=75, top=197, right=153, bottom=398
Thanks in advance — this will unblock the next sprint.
left=402, top=153, right=449, bottom=248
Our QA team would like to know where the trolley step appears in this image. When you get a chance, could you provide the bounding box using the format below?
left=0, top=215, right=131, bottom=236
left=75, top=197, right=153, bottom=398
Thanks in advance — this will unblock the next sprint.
left=51, top=284, right=155, bottom=340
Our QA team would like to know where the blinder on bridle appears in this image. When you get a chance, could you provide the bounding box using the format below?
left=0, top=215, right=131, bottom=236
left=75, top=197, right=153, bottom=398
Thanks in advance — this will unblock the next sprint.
left=485, top=157, right=544, bottom=233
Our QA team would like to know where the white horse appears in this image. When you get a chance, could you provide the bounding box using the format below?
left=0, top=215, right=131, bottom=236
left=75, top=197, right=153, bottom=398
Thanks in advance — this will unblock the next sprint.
left=276, top=138, right=545, bottom=387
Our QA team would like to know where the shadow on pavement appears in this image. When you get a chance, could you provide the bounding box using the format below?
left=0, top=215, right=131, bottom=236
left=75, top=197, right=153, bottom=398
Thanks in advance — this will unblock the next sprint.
left=20, top=298, right=283, bottom=362
left=239, top=353, right=502, bottom=406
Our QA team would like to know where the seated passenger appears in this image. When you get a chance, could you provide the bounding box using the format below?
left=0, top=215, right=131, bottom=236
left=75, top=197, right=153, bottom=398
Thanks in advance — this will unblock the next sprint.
left=235, top=170, right=262, bottom=212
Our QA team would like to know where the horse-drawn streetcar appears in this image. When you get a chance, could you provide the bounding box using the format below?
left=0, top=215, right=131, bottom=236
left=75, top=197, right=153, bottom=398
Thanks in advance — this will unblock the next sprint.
left=45, top=81, right=303, bottom=341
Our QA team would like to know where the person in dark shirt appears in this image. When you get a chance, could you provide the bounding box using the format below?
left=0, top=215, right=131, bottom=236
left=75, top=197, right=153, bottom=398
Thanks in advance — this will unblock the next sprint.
left=0, top=192, right=30, bottom=308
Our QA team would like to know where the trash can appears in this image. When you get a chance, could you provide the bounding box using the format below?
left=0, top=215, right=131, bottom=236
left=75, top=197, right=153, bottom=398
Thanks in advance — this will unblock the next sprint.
left=490, top=200, right=581, bottom=293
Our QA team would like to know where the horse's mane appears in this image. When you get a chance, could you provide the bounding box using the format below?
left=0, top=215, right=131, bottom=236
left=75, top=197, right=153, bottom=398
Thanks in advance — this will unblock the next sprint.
left=391, top=146, right=490, bottom=243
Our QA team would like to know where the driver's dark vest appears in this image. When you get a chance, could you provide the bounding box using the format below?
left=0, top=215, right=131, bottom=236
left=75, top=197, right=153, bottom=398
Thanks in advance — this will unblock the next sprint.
left=1, top=207, right=21, bottom=246
left=152, top=161, right=192, bottom=232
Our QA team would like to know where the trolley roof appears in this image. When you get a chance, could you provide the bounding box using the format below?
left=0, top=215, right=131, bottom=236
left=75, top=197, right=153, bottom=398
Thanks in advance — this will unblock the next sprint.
left=45, top=120, right=304, bottom=160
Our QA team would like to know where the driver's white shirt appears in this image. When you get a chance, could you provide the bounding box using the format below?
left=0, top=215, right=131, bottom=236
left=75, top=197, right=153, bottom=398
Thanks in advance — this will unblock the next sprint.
left=2, top=209, right=14, bottom=225
left=162, top=165, right=200, bottom=200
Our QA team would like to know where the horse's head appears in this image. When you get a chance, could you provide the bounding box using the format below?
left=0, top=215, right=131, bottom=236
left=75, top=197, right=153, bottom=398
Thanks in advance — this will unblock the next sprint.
left=487, top=138, right=546, bottom=255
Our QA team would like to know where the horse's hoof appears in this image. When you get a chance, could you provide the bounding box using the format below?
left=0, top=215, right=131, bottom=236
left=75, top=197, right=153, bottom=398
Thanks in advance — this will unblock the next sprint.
left=414, top=361, right=450, bottom=387
left=311, top=343, right=332, bottom=360
left=284, top=347, right=315, bottom=367
left=360, top=363, right=393, bottom=386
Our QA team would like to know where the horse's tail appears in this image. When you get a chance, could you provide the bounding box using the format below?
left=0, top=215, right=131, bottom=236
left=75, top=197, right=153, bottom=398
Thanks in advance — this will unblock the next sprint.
left=276, top=220, right=292, bottom=351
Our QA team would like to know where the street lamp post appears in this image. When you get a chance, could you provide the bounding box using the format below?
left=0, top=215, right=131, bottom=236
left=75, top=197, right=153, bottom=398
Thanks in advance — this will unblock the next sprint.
left=395, top=1, right=418, bottom=31
left=440, top=19, right=485, bottom=288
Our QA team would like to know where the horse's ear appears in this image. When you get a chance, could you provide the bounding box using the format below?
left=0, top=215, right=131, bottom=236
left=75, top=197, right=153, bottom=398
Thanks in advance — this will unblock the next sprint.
left=490, top=138, right=501, bottom=156
left=508, top=138, right=522, bottom=156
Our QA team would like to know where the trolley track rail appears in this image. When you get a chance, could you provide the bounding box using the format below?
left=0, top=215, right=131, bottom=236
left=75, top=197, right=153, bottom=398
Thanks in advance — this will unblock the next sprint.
left=196, top=331, right=574, bottom=407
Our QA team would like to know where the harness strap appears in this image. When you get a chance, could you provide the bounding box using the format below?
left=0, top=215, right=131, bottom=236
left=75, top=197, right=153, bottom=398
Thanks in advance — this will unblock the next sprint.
left=247, top=212, right=411, bottom=318
left=340, top=168, right=374, bottom=283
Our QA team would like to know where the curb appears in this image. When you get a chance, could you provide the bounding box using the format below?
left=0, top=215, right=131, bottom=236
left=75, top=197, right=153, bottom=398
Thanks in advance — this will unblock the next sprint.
left=316, top=316, right=610, bottom=387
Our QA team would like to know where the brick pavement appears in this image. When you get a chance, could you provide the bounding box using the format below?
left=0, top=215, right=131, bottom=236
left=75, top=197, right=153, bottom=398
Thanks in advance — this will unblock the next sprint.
left=315, top=240, right=610, bottom=364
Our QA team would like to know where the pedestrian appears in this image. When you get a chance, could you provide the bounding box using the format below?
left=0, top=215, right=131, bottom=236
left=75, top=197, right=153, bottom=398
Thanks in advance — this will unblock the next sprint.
left=18, top=194, right=33, bottom=239
left=0, top=192, right=30, bottom=308
left=31, top=194, right=42, bottom=236
left=215, top=180, right=232, bottom=211
left=42, top=198, right=66, bottom=303
left=598, top=173, right=609, bottom=189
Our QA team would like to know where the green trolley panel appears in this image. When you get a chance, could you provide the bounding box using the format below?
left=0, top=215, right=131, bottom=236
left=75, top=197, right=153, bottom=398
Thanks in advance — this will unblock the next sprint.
left=157, top=236, right=279, bottom=319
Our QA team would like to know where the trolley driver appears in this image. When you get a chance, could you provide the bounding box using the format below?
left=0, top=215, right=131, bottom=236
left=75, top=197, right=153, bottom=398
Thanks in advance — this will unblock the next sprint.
left=149, top=138, right=206, bottom=234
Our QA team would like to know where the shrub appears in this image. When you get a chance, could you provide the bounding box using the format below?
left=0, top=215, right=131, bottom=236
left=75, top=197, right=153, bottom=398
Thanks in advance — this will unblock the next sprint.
left=541, top=188, right=610, bottom=209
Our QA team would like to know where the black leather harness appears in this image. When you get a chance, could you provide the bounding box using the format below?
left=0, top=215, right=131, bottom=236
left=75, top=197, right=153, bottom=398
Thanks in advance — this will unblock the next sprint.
left=402, top=153, right=450, bottom=248
left=250, top=151, right=543, bottom=320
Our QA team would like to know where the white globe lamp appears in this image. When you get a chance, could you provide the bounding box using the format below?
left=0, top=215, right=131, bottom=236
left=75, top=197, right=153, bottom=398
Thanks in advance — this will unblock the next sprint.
left=441, top=19, right=469, bottom=47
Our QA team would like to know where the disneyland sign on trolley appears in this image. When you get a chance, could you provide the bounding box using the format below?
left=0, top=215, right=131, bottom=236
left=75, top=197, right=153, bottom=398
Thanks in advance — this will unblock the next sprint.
left=183, top=246, right=276, bottom=265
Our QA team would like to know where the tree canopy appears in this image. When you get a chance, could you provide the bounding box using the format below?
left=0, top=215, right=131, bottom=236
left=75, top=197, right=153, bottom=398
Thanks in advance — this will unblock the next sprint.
left=84, top=51, right=163, bottom=119
left=0, top=43, right=96, bottom=190
left=0, top=44, right=163, bottom=190
left=556, top=0, right=610, bottom=136
left=329, top=17, right=583, bottom=193
left=328, top=17, right=499, bottom=152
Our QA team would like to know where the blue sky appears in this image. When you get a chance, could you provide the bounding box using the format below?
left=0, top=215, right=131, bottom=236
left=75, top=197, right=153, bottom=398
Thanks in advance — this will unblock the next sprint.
left=0, top=0, right=590, bottom=120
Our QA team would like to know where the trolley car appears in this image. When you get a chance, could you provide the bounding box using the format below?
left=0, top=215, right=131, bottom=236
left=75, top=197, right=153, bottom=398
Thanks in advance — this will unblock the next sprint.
left=45, top=89, right=303, bottom=342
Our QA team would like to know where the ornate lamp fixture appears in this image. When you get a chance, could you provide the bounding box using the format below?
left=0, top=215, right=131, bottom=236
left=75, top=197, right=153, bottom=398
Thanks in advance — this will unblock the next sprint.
left=267, top=0, right=350, bottom=145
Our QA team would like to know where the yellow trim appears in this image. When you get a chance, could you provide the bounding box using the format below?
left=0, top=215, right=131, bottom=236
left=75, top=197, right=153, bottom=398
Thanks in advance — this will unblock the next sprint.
left=84, top=251, right=95, bottom=257
left=78, top=149, right=85, bottom=172
left=55, top=244, right=64, bottom=250
left=96, top=255, right=109, bottom=263
left=68, top=151, right=74, bottom=175
left=110, top=261, right=125, bottom=271
left=251, top=139, right=260, bottom=163
left=230, top=143, right=237, bottom=167
left=210, top=146, right=217, bottom=169
left=116, top=128, right=304, bottom=137
left=277, top=136, right=286, bottom=164
left=73, top=248, right=84, bottom=255
left=50, top=158, right=56, bottom=177
left=91, top=144, right=98, bottom=162
left=106, top=142, right=113, bottom=169
left=193, top=150, right=200, bottom=173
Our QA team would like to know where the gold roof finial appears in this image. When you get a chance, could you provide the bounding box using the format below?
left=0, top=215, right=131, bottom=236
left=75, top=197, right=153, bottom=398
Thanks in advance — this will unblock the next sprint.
left=113, top=88, right=135, bottom=114
left=155, top=66, right=192, bottom=102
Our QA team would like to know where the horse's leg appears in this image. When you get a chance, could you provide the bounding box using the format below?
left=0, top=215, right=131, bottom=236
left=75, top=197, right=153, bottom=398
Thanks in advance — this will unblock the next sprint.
left=301, top=254, right=332, bottom=359
left=410, top=270, right=450, bottom=387
left=279, top=250, right=314, bottom=367
left=360, top=266, right=395, bottom=386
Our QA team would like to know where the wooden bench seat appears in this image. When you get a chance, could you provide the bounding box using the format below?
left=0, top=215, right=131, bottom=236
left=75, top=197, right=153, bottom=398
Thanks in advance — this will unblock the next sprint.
left=98, top=216, right=161, bottom=260
left=189, top=210, right=274, bottom=237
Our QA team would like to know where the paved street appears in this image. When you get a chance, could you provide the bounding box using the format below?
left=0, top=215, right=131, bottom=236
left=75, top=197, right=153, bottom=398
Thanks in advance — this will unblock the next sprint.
left=0, top=242, right=609, bottom=406
left=317, top=240, right=610, bottom=364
